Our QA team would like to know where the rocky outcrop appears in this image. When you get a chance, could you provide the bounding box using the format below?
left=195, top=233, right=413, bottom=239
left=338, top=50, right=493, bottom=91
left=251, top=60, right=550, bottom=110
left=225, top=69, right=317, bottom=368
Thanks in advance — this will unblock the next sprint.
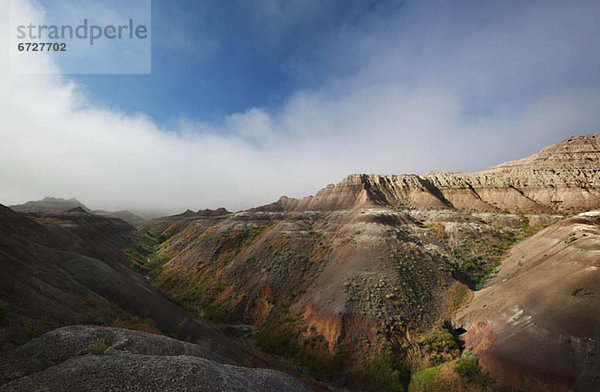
left=257, top=134, right=600, bottom=214
left=0, top=326, right=310, bottom=392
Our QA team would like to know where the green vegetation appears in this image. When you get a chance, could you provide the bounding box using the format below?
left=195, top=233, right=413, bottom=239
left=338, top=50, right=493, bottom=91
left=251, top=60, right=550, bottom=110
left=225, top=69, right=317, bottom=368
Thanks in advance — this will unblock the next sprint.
left=388, top=245, right=443, bottom=326
left=518, top=214, right=549, bottom=238
left=255, top=315, right=344, bottom=376
left=343, top=243, right=447, bottom=333
left=255, top=316, right=301, bottom=357
left=152, top=267, right=233, bottom=323
left=355, top=353, right=410, bottom=391
left=445, top=214, right=558, bottom=290
left=449, top=228, right=515, bottom=289
left=424, top=223, right=447, bottom=240
left=454, top=350, right=488, bottom=383
left=446, top=282, right=470, bottom=314
left=98, top=301, right=162, bottom=335
left=125, top=230, right=167, bottom=274
left=417, top=326, right=459, bottom=365
left=17, top=315, right=48, bottom=343
left=409, top=350, right=494, bottom=392
left=410, top=366, right=440, bottom=390
left=88, top=342, right=109, bottom=355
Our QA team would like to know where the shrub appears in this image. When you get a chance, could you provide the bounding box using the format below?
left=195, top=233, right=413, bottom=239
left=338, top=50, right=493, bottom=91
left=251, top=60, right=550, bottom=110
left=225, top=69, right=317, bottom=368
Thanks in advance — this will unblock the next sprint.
left=418, top=326, right=459, bottom=365
left=255, top=317, right=300, bottom=357
left=17, top=316, right=47, bottom=343
left=357, top=354, right=410, bottom=392
left=454, top=350, right=485, bottom=382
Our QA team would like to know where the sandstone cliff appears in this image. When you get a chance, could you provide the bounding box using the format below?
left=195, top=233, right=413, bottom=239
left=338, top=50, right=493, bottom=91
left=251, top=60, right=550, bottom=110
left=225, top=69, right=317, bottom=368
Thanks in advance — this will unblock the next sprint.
left=257, top=134, right=600, bottom=214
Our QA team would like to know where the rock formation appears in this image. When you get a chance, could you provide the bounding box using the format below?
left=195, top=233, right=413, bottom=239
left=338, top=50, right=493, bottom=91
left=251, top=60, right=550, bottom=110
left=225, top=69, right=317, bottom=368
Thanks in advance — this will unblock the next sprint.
left=257, top=134, right=600, bottom=214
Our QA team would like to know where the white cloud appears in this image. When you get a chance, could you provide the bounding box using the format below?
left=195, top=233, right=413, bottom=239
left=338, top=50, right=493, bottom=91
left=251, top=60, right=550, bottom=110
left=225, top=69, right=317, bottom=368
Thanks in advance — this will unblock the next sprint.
left=1, top=0, right=599, bottom=212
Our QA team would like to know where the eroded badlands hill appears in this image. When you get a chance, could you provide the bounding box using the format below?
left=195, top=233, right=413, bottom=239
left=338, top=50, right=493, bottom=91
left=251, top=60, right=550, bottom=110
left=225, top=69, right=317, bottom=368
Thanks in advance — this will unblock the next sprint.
left=0, top=204, right=258, bottom=365
left=137, top=134, right=600, bottom=391
left=455, top=213, right=600, bottom=392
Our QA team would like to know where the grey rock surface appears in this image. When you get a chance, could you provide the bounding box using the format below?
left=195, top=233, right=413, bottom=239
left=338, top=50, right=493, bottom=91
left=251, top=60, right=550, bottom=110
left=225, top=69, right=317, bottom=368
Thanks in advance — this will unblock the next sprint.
left=0, top=326, right=311, bottom=392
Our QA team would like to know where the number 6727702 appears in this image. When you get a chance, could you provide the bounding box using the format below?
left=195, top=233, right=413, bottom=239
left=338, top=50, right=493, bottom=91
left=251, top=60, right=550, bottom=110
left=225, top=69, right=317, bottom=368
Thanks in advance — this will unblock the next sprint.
left=17, top=42, right=67, bottom=52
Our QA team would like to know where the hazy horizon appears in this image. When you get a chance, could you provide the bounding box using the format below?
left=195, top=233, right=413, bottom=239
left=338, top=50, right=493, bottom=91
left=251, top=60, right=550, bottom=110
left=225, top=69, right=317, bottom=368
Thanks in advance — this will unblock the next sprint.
left=2, top=0, right=600, bottom=212
left=3, top=130, right=596, bottom=214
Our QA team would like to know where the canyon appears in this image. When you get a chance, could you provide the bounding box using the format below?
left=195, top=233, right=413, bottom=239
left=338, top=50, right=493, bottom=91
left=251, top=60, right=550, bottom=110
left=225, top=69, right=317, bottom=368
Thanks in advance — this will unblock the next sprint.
left=1, top=133, right=599, bottom=391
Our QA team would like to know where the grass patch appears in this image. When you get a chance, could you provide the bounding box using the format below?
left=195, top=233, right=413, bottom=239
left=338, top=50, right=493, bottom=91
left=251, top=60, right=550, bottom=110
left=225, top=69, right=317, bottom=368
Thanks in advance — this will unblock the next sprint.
left=449, top=228, right=517, bottom=290
left=88, top=342, right=108, bottom=355
left=446, top=282, right=471, bottom=314
left=410, top=366, right=440, bottom=390
left=409, top=354, right=494, bottom=392
left=519, top=215, right=545, bottom=238
left=424, top=223, right=446, bottom=240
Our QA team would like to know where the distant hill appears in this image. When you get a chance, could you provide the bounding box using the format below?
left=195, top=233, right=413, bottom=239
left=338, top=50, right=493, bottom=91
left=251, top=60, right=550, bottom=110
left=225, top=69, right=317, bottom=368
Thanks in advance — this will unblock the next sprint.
left=9, top=197, right=146, bottom=225
left=174, top=207, right=231, bottom=218
left=10, top=197, right=90, bottom=214
left=93, top=210, right=145, bottom=225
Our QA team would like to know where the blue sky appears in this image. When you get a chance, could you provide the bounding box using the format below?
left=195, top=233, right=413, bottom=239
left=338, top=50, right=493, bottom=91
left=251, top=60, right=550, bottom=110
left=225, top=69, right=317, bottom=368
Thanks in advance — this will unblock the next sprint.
left=73, top=0, right=393, bottom=125
left=2, top=0, right=600, bottom=211
left=70, top=0, right=600, bottom=129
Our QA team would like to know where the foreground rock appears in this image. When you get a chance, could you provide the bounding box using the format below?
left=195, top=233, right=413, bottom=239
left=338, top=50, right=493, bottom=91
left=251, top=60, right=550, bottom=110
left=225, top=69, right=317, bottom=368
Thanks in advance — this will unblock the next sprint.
left=0, top=325, right=311, bottom=392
